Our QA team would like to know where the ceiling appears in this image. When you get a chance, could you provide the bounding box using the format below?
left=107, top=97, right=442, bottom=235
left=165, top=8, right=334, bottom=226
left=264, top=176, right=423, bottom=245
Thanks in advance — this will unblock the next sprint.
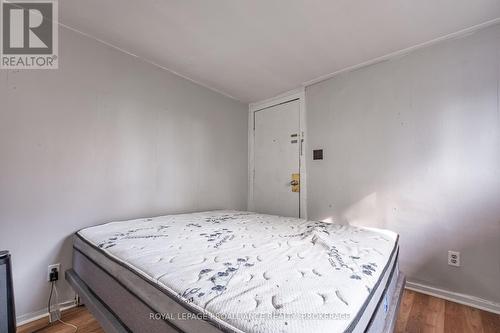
left=60, top=1, right=500, bottom=103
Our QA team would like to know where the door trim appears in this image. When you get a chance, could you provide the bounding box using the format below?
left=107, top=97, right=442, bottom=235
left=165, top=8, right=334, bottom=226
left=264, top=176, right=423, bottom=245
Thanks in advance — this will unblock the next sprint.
left=248, top=88, right=307, bottom=219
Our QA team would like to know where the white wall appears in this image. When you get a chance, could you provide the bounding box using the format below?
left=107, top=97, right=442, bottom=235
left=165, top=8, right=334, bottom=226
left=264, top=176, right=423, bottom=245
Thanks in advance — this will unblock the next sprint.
left=0, top=27, right=248, bottom=320
left=306, top=24, right=500, bottom=304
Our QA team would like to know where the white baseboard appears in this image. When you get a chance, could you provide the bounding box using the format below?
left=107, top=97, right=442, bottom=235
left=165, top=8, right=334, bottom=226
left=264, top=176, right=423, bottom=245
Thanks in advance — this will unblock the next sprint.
left=16, top=299, right=77, bottom=327
left=405, top=280, right=500, bottom=315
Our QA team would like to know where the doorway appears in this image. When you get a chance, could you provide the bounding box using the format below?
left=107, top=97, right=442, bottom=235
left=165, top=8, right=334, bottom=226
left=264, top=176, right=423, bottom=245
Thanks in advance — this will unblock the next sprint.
left=252, top=98, right=303, bottom=218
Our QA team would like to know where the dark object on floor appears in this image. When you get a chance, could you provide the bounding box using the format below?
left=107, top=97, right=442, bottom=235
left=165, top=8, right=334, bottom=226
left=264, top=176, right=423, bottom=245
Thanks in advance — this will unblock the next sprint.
left=0, top=250, right=16, bottom=333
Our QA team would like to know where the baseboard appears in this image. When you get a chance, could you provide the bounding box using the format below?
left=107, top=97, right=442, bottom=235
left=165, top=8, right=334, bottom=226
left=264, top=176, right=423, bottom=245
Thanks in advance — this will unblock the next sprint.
left=16, top=299, right=77, bottom=327
left=405, top=280, right=500, bottom=315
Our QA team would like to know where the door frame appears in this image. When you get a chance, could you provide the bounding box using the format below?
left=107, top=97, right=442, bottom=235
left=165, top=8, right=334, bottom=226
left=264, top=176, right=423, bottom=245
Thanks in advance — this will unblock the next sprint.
left=248, top=87, right=307, bottom=219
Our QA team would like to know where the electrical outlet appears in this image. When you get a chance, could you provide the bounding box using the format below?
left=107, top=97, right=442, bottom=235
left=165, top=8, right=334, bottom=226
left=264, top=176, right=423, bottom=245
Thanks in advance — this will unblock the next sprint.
left=448, top=251, right=460, bottom=267
left=47, top=263, right=60, bottom=282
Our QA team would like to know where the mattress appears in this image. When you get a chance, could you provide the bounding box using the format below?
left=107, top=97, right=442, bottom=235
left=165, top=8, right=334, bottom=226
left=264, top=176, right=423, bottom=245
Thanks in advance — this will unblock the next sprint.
left=74, top=210, right=399, bottom=333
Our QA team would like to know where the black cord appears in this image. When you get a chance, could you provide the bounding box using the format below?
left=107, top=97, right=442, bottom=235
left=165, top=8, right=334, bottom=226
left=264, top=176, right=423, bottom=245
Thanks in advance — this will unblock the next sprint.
left=48, top=281, right=54, bottom=314
left=32, top=281, right=55, bottom=333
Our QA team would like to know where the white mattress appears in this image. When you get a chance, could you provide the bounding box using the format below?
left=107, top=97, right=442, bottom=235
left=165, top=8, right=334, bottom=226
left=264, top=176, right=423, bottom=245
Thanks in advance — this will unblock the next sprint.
left=77, top=210, right=398, bottom=333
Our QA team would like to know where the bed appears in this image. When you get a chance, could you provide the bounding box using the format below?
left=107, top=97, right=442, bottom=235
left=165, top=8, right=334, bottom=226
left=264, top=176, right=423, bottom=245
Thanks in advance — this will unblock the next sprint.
left=66, top=210, right=405, bottom=333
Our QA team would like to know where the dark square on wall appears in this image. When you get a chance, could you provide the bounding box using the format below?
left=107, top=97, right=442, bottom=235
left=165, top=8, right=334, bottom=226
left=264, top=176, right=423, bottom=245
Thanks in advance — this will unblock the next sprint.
left=313, top=149, right=323, bottom=160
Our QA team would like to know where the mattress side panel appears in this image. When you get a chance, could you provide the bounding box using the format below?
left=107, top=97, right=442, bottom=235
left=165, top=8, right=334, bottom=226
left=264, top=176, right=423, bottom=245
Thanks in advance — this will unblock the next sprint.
left=349, top=245, right=399, bottom=333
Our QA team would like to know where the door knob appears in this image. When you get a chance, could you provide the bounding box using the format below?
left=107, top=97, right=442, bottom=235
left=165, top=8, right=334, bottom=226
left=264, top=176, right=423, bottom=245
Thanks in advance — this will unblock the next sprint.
left=290, top=180, right=299, bottom=186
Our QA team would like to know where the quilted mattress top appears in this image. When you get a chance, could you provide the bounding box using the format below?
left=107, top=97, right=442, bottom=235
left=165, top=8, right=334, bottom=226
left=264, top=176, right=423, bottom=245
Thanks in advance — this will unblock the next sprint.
left=77, top=210, right=398, bottom=333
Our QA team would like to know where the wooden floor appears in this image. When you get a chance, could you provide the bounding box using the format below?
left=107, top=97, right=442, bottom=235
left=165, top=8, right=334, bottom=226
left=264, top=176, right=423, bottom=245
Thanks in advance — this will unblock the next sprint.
left=17, top=307, right=102, bottom=333
left=395, top=290, right=500, bottom=333
left=18, top=290, right=500, bottom=333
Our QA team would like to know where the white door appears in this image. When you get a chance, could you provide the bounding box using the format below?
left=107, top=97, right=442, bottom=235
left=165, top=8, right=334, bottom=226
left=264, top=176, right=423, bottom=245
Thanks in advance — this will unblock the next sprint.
left=253, top=100, right=301, bottom=217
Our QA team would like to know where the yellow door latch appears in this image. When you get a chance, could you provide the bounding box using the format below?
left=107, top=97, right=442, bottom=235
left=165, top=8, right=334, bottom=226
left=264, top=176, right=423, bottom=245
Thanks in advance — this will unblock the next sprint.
left=291, top=173, right=300, bottom=192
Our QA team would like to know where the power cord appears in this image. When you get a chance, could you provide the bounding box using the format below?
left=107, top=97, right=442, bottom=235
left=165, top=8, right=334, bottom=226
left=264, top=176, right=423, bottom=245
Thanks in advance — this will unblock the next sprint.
left=47, top=281, right=54, bottom=318
left=32, top=281, right=55, bottom=333
left=32, top=281, right=78, bottom=333
left=54, top=283, right=78, bottom=332
left=58, top=318, right=78, bottom=332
